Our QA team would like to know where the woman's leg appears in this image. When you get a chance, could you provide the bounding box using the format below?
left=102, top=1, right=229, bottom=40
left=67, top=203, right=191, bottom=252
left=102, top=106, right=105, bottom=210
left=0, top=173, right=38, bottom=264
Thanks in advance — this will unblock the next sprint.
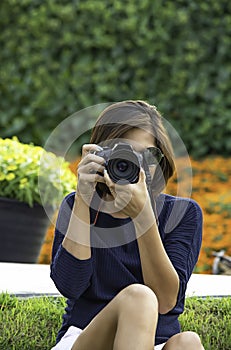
left=72, top=284, right=159, bottom=350
left=162, top=331, right=205, bottom=350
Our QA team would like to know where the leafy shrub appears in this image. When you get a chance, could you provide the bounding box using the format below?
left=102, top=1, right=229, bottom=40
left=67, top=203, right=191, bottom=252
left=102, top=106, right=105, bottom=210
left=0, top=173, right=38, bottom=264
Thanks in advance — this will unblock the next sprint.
left=0, top=137, right=76, bottom=207
left=0, top=0, right=231, bottom=157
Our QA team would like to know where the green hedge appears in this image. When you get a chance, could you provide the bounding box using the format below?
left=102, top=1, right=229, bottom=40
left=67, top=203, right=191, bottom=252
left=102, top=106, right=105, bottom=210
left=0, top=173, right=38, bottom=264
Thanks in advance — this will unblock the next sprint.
left=1, top=0, right=231, bottom=157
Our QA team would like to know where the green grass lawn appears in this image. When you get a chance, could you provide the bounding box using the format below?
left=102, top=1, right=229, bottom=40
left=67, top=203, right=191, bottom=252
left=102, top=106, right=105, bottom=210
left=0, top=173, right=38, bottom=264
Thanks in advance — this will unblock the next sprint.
left=0, top=293, right=230, bottom=350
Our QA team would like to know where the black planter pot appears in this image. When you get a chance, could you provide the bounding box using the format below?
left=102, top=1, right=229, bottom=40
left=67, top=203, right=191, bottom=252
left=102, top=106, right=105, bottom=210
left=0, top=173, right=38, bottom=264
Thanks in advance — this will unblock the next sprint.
left=0, top=197, right=51, bottom=263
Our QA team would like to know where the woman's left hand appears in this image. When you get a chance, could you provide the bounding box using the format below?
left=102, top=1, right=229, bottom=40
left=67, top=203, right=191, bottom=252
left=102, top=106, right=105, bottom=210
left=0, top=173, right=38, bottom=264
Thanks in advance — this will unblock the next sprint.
left=104, top=168, right=152, bottom=219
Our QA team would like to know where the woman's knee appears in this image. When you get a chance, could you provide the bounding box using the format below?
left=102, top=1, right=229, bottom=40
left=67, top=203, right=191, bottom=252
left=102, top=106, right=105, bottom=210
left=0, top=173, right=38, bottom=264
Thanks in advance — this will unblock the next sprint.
left=115, top=284, right=158, bottom=333
left=118, top=284, right=158, bottom=310
left=167, top=331, right=203, bottom=349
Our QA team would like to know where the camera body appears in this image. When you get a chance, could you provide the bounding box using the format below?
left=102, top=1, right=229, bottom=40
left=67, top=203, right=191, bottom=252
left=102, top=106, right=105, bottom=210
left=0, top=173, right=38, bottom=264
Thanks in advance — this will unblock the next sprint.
left=95, top=143, right=143, bottom=184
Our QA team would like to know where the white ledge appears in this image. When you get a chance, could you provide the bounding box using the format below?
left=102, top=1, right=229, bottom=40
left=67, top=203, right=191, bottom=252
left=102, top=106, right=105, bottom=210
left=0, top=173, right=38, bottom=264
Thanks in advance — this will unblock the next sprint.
left=186, top=273, right=231, bottom=297
left=0, top=262, right=230, bottom=297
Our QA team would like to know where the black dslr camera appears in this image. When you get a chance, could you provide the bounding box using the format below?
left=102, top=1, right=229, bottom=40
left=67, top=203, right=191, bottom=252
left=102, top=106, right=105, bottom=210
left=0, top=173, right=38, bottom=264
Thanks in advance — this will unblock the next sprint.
left=95, top=143, right=143, bottom=184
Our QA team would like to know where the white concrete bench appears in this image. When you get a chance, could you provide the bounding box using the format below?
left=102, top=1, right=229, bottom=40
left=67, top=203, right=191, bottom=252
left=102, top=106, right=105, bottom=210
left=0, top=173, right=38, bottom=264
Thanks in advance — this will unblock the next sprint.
left=0, top=262, right=230, bottom=297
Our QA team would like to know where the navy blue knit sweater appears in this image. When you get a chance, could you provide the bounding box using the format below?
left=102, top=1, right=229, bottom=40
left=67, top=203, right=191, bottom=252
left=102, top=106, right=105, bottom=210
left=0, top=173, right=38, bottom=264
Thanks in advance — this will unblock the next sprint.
left=50, top=192, right=203, bottom=346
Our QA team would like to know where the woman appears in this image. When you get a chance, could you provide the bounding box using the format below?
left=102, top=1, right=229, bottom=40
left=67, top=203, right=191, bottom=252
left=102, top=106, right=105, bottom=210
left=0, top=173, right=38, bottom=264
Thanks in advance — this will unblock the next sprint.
left=51, top=100, right=204, bottom=350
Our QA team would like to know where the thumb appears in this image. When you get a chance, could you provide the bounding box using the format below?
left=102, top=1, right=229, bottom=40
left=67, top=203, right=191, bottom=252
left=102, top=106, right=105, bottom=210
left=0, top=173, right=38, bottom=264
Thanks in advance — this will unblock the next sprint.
left=104, top=169, right=113, bottom=187
left=139, top=168, right=146, bottom=183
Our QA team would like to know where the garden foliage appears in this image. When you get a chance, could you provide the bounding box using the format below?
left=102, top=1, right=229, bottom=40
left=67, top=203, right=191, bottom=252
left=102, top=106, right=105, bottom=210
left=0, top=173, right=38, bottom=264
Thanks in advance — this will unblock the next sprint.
left=0, top=137, right=76, bottom=207
left=1, top=0, right=231, bottom=157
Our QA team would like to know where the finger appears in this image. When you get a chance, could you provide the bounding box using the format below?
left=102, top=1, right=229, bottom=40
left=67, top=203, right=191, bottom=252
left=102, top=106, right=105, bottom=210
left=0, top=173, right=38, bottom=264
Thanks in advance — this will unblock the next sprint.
left=104, top=169, right=117, bottom=197
left=78, top=173, right=105, bottom=184
left=103, top=169, right=113, bottom=187
left=79, top=162, right=105, bottom=175
left=104, top=170, right=117, bottom=192
left=82, top=144, right=102, bottom=157
left=95, top=174, right=106, bottom=183
left=138, top=168, right=146, bottom=183
left=79, top=153, right=105, bottom=167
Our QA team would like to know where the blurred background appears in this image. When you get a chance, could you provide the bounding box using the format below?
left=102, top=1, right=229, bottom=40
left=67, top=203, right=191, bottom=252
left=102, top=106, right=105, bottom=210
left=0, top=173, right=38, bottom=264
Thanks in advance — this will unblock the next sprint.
left=1, top=0, right=230, bottom=273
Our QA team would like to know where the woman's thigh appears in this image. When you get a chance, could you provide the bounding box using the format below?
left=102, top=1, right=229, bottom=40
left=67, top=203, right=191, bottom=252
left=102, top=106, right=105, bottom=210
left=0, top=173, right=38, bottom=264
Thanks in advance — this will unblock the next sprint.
left=52, top=284, right=160, bottom=350
left=51, top=301, right=117, bottom=350
left=71, top=292, right=122, bottom=350
left=62, top=284, right=158, bottom=350
left=51, top=294, right=118, bottom=350
left=51, top=326, right=166, bottom=350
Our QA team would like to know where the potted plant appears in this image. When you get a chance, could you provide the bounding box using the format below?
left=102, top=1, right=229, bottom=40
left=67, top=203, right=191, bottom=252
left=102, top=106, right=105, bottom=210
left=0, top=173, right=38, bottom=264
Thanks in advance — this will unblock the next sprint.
left=0, top=137, right=76, bottom=263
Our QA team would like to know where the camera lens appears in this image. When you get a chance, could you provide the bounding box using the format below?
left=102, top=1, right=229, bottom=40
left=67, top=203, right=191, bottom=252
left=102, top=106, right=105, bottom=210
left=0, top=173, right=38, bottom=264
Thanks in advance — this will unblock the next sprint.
left=108, top=157, right=139, bottom=184
left=107, top=152, right=140, bottom=184
left=116, top=160, right=129, bottom=173
left=105, top=143, right=142, bottom=184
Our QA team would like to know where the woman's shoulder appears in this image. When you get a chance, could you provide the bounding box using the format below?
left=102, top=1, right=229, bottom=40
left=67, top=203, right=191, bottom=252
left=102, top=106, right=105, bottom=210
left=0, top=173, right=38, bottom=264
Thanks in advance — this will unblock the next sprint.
left=156, top=193, right=203, bottom=233
left=62, top=191, right=76, bottom=205
left=58, top=192, right=76, bottom=214
left=158, top=193, right=202, bottom=209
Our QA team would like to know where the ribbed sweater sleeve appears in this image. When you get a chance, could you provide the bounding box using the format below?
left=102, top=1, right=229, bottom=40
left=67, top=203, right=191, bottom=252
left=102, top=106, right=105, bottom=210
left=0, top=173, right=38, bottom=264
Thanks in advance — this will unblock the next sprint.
left=161, top=198, right=203, bottom=304
left=50, top=192, right=93, bottom=299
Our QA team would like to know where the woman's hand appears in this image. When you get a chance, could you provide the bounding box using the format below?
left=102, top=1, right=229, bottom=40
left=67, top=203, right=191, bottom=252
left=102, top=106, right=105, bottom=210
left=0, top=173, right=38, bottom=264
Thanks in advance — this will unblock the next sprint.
left=76, top=144, right=105, bottom=204
left=104, top=168, right=153, bottom=220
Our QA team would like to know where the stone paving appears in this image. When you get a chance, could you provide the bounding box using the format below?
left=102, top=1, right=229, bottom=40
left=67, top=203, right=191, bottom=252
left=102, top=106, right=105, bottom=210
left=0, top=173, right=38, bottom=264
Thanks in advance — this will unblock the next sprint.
left=0, top=262, right=231, bottom=297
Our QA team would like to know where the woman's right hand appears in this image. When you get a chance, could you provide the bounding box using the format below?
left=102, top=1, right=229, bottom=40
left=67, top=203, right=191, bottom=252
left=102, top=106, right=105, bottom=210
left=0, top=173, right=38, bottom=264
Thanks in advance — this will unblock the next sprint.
left=76, top=144, right=105, bottom=205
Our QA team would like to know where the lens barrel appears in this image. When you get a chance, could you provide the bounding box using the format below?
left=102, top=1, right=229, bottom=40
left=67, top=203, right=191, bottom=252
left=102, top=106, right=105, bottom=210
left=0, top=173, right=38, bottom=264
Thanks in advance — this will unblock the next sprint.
left=107, top=146, right=141, bottom=184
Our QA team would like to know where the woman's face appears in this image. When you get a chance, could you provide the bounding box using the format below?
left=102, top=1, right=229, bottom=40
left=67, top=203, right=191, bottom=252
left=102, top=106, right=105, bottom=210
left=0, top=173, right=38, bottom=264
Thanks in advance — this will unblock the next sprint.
left=121, top=127, right=156, bottom=179
left=122, top=127, right=155, bottom=151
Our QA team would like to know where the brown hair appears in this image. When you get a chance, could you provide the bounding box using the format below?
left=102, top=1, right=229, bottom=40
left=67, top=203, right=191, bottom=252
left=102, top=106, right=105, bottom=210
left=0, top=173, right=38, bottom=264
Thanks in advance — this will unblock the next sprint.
left=90, top=100, right=175, bottom=195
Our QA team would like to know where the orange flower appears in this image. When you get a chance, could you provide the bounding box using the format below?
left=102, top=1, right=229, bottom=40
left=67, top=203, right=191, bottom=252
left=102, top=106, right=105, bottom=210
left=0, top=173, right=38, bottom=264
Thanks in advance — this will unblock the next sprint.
left=166, top=156, right=231, bottom=273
